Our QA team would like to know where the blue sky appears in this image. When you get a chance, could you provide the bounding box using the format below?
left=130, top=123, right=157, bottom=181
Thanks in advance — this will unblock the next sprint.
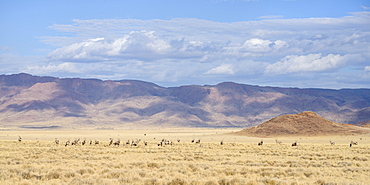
left=1, top=0, right=370, bottom=89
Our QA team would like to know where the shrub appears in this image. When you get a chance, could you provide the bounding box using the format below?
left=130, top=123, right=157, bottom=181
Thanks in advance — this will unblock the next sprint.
left=147, top=162, right=160, bottom=168
left=46, top=171, right=60, bottom=179
left=167, top=178, right=188, bottom=185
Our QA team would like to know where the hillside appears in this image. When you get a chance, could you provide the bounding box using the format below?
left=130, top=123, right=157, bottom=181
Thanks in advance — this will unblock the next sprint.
left=0, top=73, right=370, bottom=129
left=235, top=111, right=369, bottom=137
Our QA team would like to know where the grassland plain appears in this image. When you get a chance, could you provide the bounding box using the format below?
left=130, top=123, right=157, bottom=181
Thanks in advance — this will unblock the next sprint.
left=0, top=129, right=369, bottom=185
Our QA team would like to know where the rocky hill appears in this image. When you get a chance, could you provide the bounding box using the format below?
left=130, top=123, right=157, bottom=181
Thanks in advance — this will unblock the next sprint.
left=0, top=73, right=369, bottom=129
left=235, top=111, right=369, bottom=137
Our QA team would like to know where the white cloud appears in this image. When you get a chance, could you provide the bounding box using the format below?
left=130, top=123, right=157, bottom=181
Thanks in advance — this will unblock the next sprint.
left=46, top=12, right=370, bottom=49
left=365, top=66, right=370, bottom=71
left=0, top=53, right=45, bottom=74
left=265, top=53, right=364, bottom=74
left=25, top=62, right=81, bottom=74
left=47, top=30, right=211, bottom=62
left=258, top=15, right=284, bottom=19
left=205, top=64, right=235, bottom=75
left=361, top=5, right=370, bottom=10
left=33, top=11, right=370, bottom=88
left=46, top=12, right=370, bottom=63
left=241, top=38, right=287, bottom=53
left=0, top=46, right=12, bottom=52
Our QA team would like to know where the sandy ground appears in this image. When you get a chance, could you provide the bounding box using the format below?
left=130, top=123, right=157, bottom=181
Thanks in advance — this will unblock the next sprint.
left=1, top=128, right=369, bottom=184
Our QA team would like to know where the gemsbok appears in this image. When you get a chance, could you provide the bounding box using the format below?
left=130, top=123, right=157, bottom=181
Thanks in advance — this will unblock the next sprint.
left=350, top=141, right=358, bottom=147
left=275, top=139, right=282, bottom=144
left=71, top=138, right=80, bottom=145
left=258, top=140, right=263, bottom=146
left=292, top=142, right=298, bottom=146
left=55, top=138, right=59, bottom=145
left=18, top=135, right=22, bottom=142
left=330, top=140, right=335, bottom=145
left=131, top=139, right=140, bottom=146
left=113, top=139, right=120, bottom=146
left=162, top=139, right=172, bottom=145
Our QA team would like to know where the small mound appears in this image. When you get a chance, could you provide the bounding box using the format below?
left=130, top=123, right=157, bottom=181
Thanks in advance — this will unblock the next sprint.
left=361, top=123, right=370, bottom=128
left=235, top=111, right=369, bottom=137
left=355, top=120, right=370, bottom=127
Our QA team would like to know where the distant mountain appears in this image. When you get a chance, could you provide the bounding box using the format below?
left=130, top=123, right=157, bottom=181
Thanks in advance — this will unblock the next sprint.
left=0, top=73, right=369, bottom=129
left=235, top=111, right=369, bottom=137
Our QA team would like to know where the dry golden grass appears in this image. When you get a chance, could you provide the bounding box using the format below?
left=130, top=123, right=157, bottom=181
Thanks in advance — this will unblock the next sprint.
left=0, top=129, right=369, bottom=185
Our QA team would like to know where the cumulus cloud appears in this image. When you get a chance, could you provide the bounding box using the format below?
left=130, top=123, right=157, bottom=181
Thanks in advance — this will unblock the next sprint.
left=46, top=12, right=370, bottom=63
left=205, top=64, right=235, bottom=75
left=25, top=62, right=81, bottom=74
left=36, top=11, right=370, bottom=88
left=265, top=53, right=364, bottom=74
left=47, top=33, right=292, bottom=66
left=48, top=31, right=211, bottom=62
left=238, top=38, right=287, bottom=53
left=365, top=66, right=370, bottom=71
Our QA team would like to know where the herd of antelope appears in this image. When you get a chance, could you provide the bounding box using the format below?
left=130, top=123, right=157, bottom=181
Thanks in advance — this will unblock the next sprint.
left=16, top=135, right=362, bottom=147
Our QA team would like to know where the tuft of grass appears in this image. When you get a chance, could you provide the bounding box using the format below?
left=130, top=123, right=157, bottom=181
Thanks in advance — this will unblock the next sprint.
left=46, top=171, right=60, bottom=179
left=167, top=178, right=188, bottom=185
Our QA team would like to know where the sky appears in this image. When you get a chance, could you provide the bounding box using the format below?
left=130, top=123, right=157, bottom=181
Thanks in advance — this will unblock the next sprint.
left=1, top=0, right=370, bottom=89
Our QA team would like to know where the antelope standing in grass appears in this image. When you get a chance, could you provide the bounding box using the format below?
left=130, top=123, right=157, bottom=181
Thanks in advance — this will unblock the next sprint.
left=195, top=139, right=201, bottom=144
left=162, top=139, right=172, bottom=145
left=258, top=140, right=263, bottom=146
left=292, top=141, right=298, bottom=146
left=220, top=140, right=224, bottom=145
left=330, top=140, right=335, bottom=145
left=55, top=138, right=59, bottom=145
left=275, top=139, right=282, bottom=144
left=71, top=138, right=80, bottom=145
left=82, top=139, right=86, bottom=145
left=131, top=139, right=140, bottom=146
left=18, top=135, right=22, bottom=142
left=94, top=140, right=99, bottom=145
left=109, top=138, right=113, bottom=146
left=113, top=139, right=120, bottom=146
left=350, top=141, right=358, bottom=147
left=65, top=140, right=70, bottom=147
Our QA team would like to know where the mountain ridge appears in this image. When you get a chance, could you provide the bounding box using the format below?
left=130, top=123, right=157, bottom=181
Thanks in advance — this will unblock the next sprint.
left=1, top=73, right=369, bottom=129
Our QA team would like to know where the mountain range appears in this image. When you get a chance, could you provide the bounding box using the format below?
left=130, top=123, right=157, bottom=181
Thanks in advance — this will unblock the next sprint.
left=0, top=73, right=369, bottom=129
